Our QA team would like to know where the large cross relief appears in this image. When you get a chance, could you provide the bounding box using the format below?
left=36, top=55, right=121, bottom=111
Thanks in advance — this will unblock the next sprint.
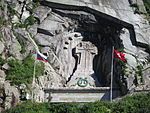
left=75, top=42, right=97, bottom=74
left=67, top=41, right=100, bottom=87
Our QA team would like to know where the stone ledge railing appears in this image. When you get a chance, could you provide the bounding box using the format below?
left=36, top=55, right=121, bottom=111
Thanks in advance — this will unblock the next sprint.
left=43, top=87, right=122, bottom=102
left=44, top=87, right=110, bottom=93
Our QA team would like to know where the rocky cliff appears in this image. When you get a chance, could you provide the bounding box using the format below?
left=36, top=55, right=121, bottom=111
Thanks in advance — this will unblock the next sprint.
left=0, top=0, right=150, bottom=111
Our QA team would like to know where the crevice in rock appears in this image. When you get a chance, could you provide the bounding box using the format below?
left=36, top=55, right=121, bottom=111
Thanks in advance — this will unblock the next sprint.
left=66, top=48, right=79, bottom=84
left=37, top=28, right=55, bottom=36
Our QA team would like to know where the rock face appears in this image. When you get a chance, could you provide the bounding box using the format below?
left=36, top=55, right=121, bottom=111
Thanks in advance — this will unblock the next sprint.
left=33, top=0, right=149, bottom=99
left=0, top=70, right=20, bottom=112
left=0, top=0, right=150, bottom=104
left=0, top=41, right=5, bottom=54
left=4, top=82, right=20, bottom=109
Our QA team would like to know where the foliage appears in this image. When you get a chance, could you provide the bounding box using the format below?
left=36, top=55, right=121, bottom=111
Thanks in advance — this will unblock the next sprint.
left=143, top=0, right=150, bottom=16
left=14, top=15, right=37, bottom=29
left=81, top=102, right=111, bottom=113
left=11, top=0, right=39, bottom=29
left=143, top=0, right=150, bottom=22
left=130, top=3, right=139, bottom=9
left=130, top=3, right=141, bottom=14
left=0, top=5, right=7, bottom=27
left=135, top=64, right=144, bottom=83
left=0, top=56, right=5, bottom=66
left=0, top=2, right=7, bottom=27
left=112, top=93, right=150, bottom=113
left=4, top=93, right=150, bottom=113
left=7, top=3, right=20, bottom=21
left=48, top=103, right=81, bottom=113
left=26, top=0, right=40, bottom=14
left=6, top=55, right=44, bottom=85
left=4, top=101, right=50, bottom=113
left=0, top=17, right=7, bottom=28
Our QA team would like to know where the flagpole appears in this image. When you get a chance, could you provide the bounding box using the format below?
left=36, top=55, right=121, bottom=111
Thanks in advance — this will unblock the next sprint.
left=110, top=46, right=114, bottom=102
left=32, top=60, right=37, bottom=103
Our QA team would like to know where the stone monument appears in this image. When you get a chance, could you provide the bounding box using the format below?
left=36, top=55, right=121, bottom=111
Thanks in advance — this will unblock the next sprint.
left=34, top=0, right=137, bottom=102
left=67, top=41, right=100, bottom=87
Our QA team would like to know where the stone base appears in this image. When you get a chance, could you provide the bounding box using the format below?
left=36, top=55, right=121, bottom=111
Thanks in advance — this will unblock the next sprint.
left=44, top=87, right=110, bottom=102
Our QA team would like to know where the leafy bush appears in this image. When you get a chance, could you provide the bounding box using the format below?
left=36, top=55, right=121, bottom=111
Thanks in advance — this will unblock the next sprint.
left=143, top=0, right=150, bottom=22
left=112, top=93, right=150, bottom=113
left=4, top=101, right=50, bottom=113
left=6, top=55, right=44, bottom=85
left=0, top=56, right=5, bottom=66
left=143, top=0, right=150, bottom=16
left=81, top=102, right=111, bottom=113
left=48, top=103, right=81, bottom=113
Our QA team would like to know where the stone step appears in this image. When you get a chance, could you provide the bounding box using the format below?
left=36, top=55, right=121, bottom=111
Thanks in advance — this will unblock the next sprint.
left=44, top=87, right=111, bottom=102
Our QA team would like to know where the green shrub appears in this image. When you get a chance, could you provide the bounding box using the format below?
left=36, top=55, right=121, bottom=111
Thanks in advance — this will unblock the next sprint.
left=143, top=0, right=150, bottom=15
left=6, top=55, right=44, bottom=85
left=81, top=101, right=111, bottom=113
left=143, top=0, right=150, bottom=23
left=0, top=56, right=5, bottom=66
left=48, top=103, right=81, bottom=113
left=112, top=93, right=150, bottom=113
left=4, top=101, right=50, bottom=113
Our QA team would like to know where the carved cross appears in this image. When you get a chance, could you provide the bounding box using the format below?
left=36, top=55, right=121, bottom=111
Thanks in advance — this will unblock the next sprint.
left=75, top=42, right=97, bottom=74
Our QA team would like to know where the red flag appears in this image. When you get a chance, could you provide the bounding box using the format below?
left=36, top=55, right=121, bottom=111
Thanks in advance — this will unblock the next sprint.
left=114, top=50, right=127, bottom=62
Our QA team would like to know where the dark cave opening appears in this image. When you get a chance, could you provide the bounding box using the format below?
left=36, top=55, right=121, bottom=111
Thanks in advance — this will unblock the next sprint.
left=74, top=14, right=124, bottom=87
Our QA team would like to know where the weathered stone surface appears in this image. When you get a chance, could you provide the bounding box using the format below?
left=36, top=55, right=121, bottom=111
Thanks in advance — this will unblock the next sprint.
left=38, top=16, right=60, bottom=32
left=142, top=64, right=150, bottom=89
left=41, top=47, right=50, bottom=54
left=44, top=87, right=110, bottom=102
left=34, top=33, right=52, bottom=46
left=2, top=63, right=10, bottom=70
left=2, top=27, right=23, bottom=60
left=0, top=70, right=6, bottom=83
left=0, top=85, right=5, bottom=113
left=44, top=0, right=150, bottom=45
left=67, top=41, right=100, bottom=87
left=4, top=82, right=20, bottom=109
left=33, top=63, right=64, bottom=102
left=0, top=41, right=5, bottom=54
left=33, top=6, right=52, bottom=23
left=9, top=38, right=22, bottom=60
left=28, top=24, right=38, bottom=37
